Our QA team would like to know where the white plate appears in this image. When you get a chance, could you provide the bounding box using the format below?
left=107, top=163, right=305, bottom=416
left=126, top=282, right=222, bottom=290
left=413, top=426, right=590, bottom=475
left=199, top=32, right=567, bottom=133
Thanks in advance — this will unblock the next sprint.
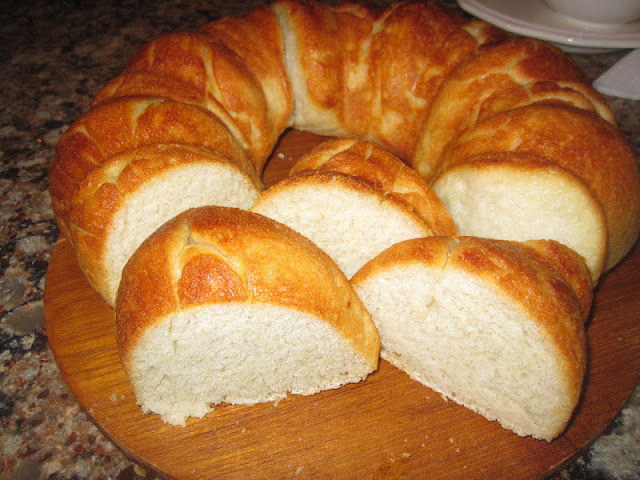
left=458, top=0, right=640, bottom=53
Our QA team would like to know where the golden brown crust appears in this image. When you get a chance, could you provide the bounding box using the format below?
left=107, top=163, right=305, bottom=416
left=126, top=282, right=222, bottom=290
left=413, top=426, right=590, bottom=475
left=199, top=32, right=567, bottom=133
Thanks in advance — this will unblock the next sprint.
left=273, top=0, right=381, bottom=137
left=414, top=37, right=589, bottom=177
left=96, top=32, right=276, bottom=170
left=460, top=19, right=510, bottom=47
left=520, top=239, right=593, bottom=321
left=475, top=80, right=616, bottom=127
left=93, top=72, right=205, bottom=108
left=116, top=206, right=380, bottom=368
left=274, top=0, right=479, bottom=159
left=439, top=104, right=640, bottom=271
left=289, top=137, right=457, bottom=236
left=368, top=1, right=478, bottom=159
left=48, top=96, right=249, bottom=241
left=199, top=4, right=293, bottom=136
left=94, top=6, right=293, bottom=174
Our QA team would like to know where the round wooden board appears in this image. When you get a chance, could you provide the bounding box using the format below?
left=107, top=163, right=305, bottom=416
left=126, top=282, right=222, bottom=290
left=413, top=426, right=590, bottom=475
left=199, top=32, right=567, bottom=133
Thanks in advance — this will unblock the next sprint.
left=44, top=130, right=640, bottom=480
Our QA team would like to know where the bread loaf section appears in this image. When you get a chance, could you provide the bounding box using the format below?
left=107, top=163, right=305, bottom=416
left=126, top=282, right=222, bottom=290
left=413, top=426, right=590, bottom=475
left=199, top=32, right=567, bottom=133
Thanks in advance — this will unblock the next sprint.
left=351, top=236, right=591, bottom=441
left=95, top=30, right=285, bottom=172
left=115, top=206, right=380, bottom=425
left=49, top=0, right=640, bottom=307
left=251, top=138, right=457, bottom=278
left=198, top=4, right=293, bottom=147
left=95, top=4, right=292, bottom=175
left=48, top=97, right=259, bottom=305
left=434, top=104, right=640, bottom=277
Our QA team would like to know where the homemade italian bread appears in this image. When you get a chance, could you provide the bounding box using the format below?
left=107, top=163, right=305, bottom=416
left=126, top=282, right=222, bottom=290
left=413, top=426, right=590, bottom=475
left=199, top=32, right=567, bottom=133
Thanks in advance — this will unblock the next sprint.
left=251, top=138, right=457, bottom=278
left=49, top=0, right=640, bottom=307
left=94, top=13, right=291, bottom=172
left=47, top=0, right=640, bottom=439
left=351, top=236, right=592, bottom=441
left=115, top=206, right=380, bottom=426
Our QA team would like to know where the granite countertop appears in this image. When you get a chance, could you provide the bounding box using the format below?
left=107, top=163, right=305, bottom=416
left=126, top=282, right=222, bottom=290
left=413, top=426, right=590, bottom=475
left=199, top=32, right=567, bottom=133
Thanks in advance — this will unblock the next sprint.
left=1, top=1, right=639, bottom=479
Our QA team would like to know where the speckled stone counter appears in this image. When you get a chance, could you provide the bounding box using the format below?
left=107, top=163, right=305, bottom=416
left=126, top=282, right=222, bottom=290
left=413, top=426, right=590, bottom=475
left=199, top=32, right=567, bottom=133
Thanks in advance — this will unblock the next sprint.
left=1, top=1, right=638, bottom=479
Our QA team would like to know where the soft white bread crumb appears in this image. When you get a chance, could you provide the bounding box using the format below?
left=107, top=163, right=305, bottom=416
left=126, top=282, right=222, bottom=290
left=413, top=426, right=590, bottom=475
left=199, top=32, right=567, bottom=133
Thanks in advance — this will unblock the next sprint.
left=432, top=154, right=607, bottom=283
left=351, top=236, right=589, bottom=441
left=129, top=303, right=374, bottom=426
left=435, top=105, right=640, bottom=275
left=252, top=174, right=433, bottom=278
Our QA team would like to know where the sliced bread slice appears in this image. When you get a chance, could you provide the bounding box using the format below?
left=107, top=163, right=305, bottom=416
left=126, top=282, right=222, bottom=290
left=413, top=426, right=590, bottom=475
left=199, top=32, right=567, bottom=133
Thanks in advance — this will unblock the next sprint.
left=116, top=206, right=380, bottom=426
left=351, top=236, right=591, bottom=441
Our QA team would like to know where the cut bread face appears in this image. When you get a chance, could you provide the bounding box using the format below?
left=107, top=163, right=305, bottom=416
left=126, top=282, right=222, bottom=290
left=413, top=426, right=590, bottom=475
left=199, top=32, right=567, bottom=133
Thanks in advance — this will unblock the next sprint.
left=351, top=236, right=589, bottom=441
left=116, top=206, right=380, bottom=426
left=432, top=153, right=607, bottom=283
left=70, top=144, right=262, bottom=306
left=252, top=173, right=437, bottom=279
left=126, top=303, right=375, bottom=426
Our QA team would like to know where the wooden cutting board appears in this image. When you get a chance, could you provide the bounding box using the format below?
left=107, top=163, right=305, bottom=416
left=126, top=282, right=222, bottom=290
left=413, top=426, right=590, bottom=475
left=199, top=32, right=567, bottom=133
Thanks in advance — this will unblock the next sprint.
left=44, top=130, right=640, bottom=480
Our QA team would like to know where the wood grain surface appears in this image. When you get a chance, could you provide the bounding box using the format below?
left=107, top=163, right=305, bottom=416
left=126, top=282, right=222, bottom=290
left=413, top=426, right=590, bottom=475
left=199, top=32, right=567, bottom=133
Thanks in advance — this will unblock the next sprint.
left=44, top=130, right=640, bottom=480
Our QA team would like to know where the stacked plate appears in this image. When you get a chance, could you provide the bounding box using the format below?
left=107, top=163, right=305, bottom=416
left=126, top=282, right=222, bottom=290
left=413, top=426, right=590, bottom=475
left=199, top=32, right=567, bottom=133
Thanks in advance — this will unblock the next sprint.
left=458, top=0, right=640, bottom=53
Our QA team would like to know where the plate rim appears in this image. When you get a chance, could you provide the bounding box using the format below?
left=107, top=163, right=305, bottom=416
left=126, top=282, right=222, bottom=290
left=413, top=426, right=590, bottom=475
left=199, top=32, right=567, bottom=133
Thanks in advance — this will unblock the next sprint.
left=458, top=0, right=640, bottom=49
